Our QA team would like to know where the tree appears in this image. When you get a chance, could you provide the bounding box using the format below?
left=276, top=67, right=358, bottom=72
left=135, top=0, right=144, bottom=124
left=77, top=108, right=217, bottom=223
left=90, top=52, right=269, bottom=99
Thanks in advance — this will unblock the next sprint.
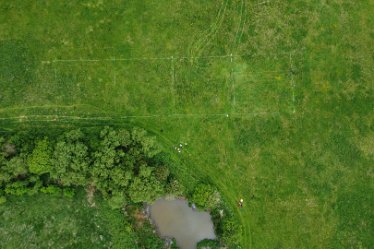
left=0, top=148, right=28, bottom=188
left=130, top=128, right=160, bottom=158
left=128, top=166, right=164, bottom=203
left=51, top=129, right=89, bottom=186
left=5, top=155, right=28, bottom=178
left=27, top=138, right=52, bottom=175
left=92, top=127, right=163, bottom=204
left=0, top=138, right=8, bottom=185
left=111, top=167, right=133, bottom=189
left=92, top=127, right=133, bottom=189
left=2, top=143, right=16, bottom=157
left=0, top=154, right=10, bottom=186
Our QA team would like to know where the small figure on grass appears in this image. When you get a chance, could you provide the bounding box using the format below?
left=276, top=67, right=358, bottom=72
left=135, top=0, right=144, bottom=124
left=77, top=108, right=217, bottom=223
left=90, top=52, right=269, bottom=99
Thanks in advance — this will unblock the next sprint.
left=238, top=198, right=244, bottom=208
left=175, top=142, right=187, bottom=153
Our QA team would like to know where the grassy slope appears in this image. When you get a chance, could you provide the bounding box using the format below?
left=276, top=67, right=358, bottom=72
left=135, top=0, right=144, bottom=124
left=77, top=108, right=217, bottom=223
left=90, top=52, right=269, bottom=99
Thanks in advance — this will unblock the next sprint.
left=0, top=191, right=137, bottom=249
left=0, top=0, right=373, bottom=248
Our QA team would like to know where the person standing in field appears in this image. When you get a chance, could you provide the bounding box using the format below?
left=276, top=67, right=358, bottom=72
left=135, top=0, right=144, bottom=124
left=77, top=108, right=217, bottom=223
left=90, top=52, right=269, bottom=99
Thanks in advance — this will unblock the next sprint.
left=238, top=198, right=244, bottom=208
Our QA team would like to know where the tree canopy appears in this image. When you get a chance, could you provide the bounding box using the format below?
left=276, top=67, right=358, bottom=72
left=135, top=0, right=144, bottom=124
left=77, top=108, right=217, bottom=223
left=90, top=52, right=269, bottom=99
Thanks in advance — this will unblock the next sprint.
left=0, top=127, right=180, bottom=207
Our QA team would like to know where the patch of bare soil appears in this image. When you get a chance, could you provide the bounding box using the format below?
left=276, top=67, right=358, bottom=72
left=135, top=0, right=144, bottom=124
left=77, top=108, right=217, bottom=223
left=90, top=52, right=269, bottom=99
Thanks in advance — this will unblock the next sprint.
left=133, top=209, right=146, bottom=228
left=86, top=184, right=96, bottom=207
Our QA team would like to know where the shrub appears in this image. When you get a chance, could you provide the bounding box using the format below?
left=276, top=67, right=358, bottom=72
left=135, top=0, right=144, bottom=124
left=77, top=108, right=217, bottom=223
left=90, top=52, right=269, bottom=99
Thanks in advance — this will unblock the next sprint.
left=40, top=185, right=61, bottom=196
left=0, top=196, right=6, bottom=205
left=220, top=215, right=242, bottom=247
left=197, top=239, right=220, bottom=249
left=63, top=188, right=75, bottom=198
left=4, top=181, right=29, bottom=196
left=108, top=191, right=127, bottom=209
left=169, top=238, right=180, bottom=249
left=167, top=179, right=185, bottom=197
left=190, top=183, right=221, bottom=210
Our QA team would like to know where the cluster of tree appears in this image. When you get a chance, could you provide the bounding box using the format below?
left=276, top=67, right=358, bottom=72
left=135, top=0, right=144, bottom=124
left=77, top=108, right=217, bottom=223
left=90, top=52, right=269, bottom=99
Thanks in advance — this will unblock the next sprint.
left=0, top=127, right=183, bottom=208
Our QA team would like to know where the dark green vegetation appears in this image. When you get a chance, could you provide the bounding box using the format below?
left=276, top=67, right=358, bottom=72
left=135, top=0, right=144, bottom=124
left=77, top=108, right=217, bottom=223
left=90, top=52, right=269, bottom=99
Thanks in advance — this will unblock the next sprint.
left=0, top=128, right=179, bottom=206
left=0, top=0, right=373, bottom=248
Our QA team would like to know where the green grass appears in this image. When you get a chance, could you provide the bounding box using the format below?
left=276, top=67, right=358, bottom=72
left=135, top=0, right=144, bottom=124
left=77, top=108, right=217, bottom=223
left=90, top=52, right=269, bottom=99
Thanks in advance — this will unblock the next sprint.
left=0, top=191, right=137, bottom=249
left=1, top=0, right=373, bottom=248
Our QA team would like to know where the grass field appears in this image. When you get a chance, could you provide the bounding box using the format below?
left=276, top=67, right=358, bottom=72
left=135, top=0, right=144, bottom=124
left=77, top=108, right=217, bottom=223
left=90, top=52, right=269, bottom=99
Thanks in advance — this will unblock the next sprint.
left=0, top=191, right=137, bottom=249
left=0, top=0, right=373, bottom=248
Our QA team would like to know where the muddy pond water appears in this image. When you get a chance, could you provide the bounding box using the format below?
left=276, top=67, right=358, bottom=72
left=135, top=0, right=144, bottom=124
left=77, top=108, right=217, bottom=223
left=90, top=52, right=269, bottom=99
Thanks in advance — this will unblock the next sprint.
left=149, top=198, right=216, bottom=249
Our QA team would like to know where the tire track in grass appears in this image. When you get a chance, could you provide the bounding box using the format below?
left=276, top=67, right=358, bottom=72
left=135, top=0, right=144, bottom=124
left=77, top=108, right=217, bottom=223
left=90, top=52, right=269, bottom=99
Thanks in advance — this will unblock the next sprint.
left=234, top=0, right=247, bottom=46
left=189, top=0, right=229, bottom=59
left=0, top=104, right=103, bottom=113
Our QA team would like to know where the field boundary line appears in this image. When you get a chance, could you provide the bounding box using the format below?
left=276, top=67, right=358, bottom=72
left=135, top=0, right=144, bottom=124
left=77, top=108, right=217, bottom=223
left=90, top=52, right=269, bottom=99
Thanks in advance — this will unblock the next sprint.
left=170, top=56, right=177, bottom=112
left=113, top=70, right=117, bottom=86
left=0, top=104, right=103, bottom=112
left=230, top=53, right=236, bottom=113
left=289, top=53, right=296, bottom=114
left=235, top=0, right=247, bottom=46
left=46, top=54, right=235, bottom=64
left=0, top=112, right=280, bottom=121
left=37, top=51, right=360, bottom=64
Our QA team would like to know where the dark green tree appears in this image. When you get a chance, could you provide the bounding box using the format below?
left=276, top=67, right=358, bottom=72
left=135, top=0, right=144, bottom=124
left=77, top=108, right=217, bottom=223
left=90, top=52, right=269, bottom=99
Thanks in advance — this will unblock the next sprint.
left=51, top=129, right=89, bottom=186
left=92, top=127, right=133, bottom=197
left=0, top=137, right=8, bottom=185
left=130, top=128, right=160, bottom=158
left=0, top=157, right=10, bottom=186
left=128, top=166, right=164, bottom=203
left=0, top=139, right=28, bottom=186
left=5, top=155, right=28, bottom=178
left=92, top=127, right=164, bottom=205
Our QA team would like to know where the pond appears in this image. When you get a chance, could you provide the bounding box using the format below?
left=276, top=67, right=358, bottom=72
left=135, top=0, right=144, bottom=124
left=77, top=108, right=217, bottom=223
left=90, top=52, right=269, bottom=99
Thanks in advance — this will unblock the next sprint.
left=149, top=198, right=216, bottom=249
